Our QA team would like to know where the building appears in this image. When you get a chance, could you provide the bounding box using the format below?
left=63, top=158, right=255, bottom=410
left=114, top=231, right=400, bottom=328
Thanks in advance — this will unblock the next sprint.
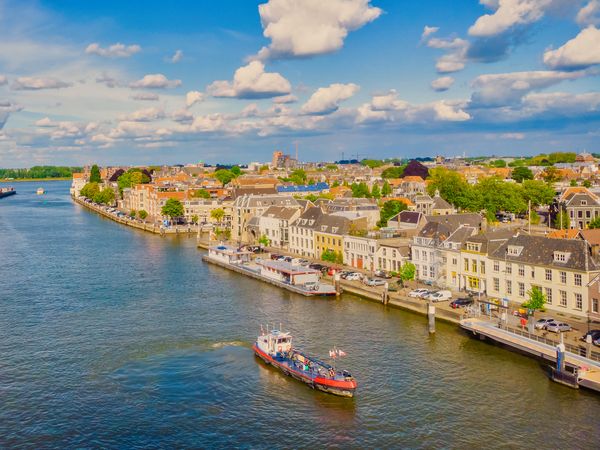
left=561, top=187, right=600, bottom=229
left=326, top=198, right=380, bottom=229
left=70, top=173, right=87, bottom=196
left=314, top=215, right=367, bottom=261
left=343, top=235, right=410, bottom=273
left=232, top=194, right=300, bottom=242
left=257, top=206, right=302, bottom=249
left=438, top=225, right=478, bottom=290
left=289, top=206, right=325, bottom=258
left=411, top=221, right=453, bottom=283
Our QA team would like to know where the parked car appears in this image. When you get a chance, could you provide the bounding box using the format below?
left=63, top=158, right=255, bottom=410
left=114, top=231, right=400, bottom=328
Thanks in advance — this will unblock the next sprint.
left=417, top=289, right=433, bottom=298
left=363, top=277, right=386, bottom=287
left=284, top=256, right=293, bottom=263
left=408, top=288, right=429, bottom=298
left=546, top=322, right=572, bottom=333
left=345, top=272, right=363, bottom=281
left=340, top=270, right=352, bottom=279
left=298, top=259, right=310, bottom=266
left=450, top=297, right=474, bottom=309
left=271, top=254, right=281, bottom=260
left=426, top=290, right=452, bottom=302
left=534, top=318, right=556, bottom=330
left=309, top=263, right=324, bottom=270
left=580, top=329, right=600, bottom=342
left=374, top=270, right=392, bottom=279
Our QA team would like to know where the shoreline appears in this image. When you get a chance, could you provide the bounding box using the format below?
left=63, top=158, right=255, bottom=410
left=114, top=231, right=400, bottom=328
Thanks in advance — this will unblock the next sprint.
left=0, top=177, right=71, bottom=182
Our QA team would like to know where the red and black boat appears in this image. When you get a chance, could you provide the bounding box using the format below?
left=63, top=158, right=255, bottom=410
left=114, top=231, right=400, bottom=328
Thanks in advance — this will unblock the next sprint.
left=253, top=328, right=357, bottom=397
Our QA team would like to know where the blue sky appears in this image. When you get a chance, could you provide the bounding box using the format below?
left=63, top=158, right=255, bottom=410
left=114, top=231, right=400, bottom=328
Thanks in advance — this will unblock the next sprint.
left=0, top=0, right=599, bottom=167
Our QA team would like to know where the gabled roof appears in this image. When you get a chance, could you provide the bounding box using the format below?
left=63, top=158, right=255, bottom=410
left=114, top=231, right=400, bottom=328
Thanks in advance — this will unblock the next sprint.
left=261, top=205, right=300, bottom=221
left=417, top=221, right=452, bottom=242
left=578, top=229, right=600, bottom=246
left=444, top=225, right=477, bottom=244
left=462, top=228, right=514, bottom=254
left=392, top=210, right=423, bottom=224
left=432, top=195, right=452, bottom=210
left=425, top=213, right=483, bottom=232
left=292, top=206, right=325, bottom=229
left=548, top=229, right=580, bottom=239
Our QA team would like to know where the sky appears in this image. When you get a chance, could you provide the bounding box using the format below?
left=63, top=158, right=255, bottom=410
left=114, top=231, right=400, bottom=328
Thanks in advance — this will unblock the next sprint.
left=0, top=0, right=599, bottom=167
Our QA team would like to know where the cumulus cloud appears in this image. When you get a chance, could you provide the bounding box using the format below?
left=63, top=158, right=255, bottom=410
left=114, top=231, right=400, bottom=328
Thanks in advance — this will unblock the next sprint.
left=129, top=73, right=181, bottom=89
left=206, top=61, right=291, bottom=99
left=0, top=75, right=7, bottom=86
left=185, top=90, right=204, bottom=108
left=425, top=36, right=470, bottom=73
left=85, top=42, right=141, bottom=58
left=11, top=76, right=72, bottom=90
left=468, top=0, right=554, bottom=37
left=254, top=0, right=382, bottom=60
left=577, top=0, right=600, bottom=26
left=118, top=107, right=165, bottom=122
left=130, top=92, right=160, bottom=101
left=170, top=50, right=183, bottom=63
left=172, top=108, right=194, bottom=123
left=35, top=117, right=56, bottom=127
left=273, top=94, right=298, bottom=104
left=431, top=76, right=455, bottom=91
left=543, top=26, right=600, bottom=69
left=301, top=83, right=359, bottom=115
left=470, top=70, right=586, bottom=106
left=421, top=26, right=439, bottom=40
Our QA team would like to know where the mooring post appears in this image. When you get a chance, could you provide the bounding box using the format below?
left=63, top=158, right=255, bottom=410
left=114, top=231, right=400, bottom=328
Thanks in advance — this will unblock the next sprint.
left=556, top=338, right=566, bottom=373
left=383, top=282, right=389, bottom=305
left=334, top=272, right=341, bottom=297
left=586, top=334, right=592, bottom=358
left=428, top=301, right=435, bottom=334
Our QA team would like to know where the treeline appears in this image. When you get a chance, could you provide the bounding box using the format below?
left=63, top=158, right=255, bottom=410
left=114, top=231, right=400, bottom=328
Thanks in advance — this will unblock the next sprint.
left=0, top=166, right=83, bottom=179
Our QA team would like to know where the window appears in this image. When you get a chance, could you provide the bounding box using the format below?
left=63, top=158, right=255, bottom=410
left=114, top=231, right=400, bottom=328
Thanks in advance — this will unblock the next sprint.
left=519, top=282, right=525, bottom=297
left=493, top=261, right=500, bottom=272
left=493, top=278, right=499, bottom=292
left=575, top=293, right=583, bottom=310
left=530, top=268, right=535, bottom=279
left=545, top=269, right=552, bottom=281
left=518, top=265, right=525, bottom=277
left=452, top=258, right=457, bottom=265
left=593, top=298, right=599, bottom=314
left=506, top=280, right=512, bottom=295
left=472, top=260, right=478, bottom=273
left=560, top=271, right=567, bottom=284
left=464, top=259, right=469, bottom=271
left=560, top=290, right=567, bottom=307
left=554, top=252, right=571, bottom=263
left=506, top=263, right=512, bottom=275
left=481, top=262, right=485, bottom=275
left=545, top=287, right=553, bottom=305
left=586, top=211, right=591, bottom=218
left=574, top=273, right=582, bottom=286
left=429, top=267, right=434, bottom=278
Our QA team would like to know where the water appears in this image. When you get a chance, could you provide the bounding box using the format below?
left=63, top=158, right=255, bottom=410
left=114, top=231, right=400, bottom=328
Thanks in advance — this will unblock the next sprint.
left=1, top=181, right=598, bottom=449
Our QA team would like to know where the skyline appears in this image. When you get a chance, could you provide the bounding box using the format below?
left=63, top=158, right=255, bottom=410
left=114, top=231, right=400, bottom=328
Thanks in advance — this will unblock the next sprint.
left=0, top=0, right=599, bottom=167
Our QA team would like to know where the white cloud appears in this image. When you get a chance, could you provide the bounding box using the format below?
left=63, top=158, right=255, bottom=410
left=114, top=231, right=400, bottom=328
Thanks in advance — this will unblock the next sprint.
left=577, top=0, right=600, bottom=26
left=85, top=42, right=141, bottom=58
left=170, top=50, right=183, bottom=63
left=273, top=94, right=298, bottom=104
left=431, top=76, right=455, bottom=91
left=301, top=83, right=360, bottom=115
left=118, top=107, right=165, bottom=122
left=35, top=117, right=56, bottom=127
left=470, top=70, right=586, bottom=106
left=426, top=36, right=470, bottom=73
left=185, top=90, right=204, bottom=108
left=521, top=91, right=600, bottom=116
left=500, top=132, right=525, bottom=139
left=206, top=61, right=291, bottom=99
left=172, top=108, right=194, bottom=123
left=254, top=0, right=382, bottom=60
left=0, top=75, right=7, bottom=86
left=468, top=0, right=554, bottom=37
left=129, top=73, right=182, bottom=89
left=96, top=73, right=120, bottom=88
left=543, top=26, right=600, bottom=69
left=130, top=92, right=160, bottom=101
left=421, top=26, right=439, bottom=40
left=11, top=76, right=72, bottom=90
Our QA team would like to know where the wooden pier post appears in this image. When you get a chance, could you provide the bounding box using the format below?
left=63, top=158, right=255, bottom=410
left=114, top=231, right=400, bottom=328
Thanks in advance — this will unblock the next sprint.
left=586, top=334, right=593, bottom=359
left=382, top=282, right=389, bottom=305
left=334, top=272, right=341, bottom=296
left=428, top=301, right=435, bottom=334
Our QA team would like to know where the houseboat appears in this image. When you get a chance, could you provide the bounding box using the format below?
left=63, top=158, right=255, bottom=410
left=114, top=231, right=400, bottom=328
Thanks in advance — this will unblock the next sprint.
left=253, top=327, right=357, bottom=397
left=205, top=244, right=253, bottom=265
left=256, top=259, right=321, bottom=287
left=0, top=187, right=16, bottom=199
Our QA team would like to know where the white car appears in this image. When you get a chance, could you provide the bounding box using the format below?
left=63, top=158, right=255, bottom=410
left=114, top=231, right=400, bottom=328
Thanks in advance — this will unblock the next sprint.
left=534, top=318, right=556, bottom=330
left=546, top=322, right=572, bottom=333
left=425, top=290, right=452, bottom=302
left=345, top=272, right=363, bottom=281
left=409, top=288, right=429, bottom=298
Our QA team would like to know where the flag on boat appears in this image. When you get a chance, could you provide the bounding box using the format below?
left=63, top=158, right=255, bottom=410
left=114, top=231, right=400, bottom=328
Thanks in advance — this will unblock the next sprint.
left=336, top=349, right=347, bottom=357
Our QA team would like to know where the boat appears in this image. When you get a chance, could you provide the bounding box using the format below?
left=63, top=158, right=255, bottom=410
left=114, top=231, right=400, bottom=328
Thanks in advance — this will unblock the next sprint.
left=36, top=187, right=45, bottom=195
left=0, top=186, right=16, bottom=198
left=253, top=327, right=357, bottom=397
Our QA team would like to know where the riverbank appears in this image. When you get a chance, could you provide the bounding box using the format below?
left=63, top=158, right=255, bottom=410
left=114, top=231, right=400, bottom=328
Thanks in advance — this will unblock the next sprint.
left=1, top=177, right=71, bottom=182
left=72, top=195, right=198, bottom=235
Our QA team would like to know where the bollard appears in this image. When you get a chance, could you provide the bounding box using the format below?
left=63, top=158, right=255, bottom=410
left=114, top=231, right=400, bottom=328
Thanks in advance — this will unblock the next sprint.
left=586, top=334, right=592, bottom=359
left=334, top=272, right=341, bottom=297
left=428, top=302, right=435, bottom=334
left=556, top=341, right=566, bottom=373
left=383, top=282, right=389, bottom=305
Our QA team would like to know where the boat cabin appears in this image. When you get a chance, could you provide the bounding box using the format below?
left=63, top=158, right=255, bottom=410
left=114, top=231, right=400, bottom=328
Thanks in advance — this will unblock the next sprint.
left=257, top=259, right=320, bottom=286
left=207, top=245, right=253, bottom=265
left=257, top=329, right=293, bottom=356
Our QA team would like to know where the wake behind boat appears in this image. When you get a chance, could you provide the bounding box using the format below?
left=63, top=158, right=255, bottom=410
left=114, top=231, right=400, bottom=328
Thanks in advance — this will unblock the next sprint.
left=253, top=327, right=357, bottom=397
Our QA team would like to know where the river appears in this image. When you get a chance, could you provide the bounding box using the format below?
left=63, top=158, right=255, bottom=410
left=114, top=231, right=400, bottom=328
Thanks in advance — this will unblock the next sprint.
left=0, top=181, right=598, bottom=448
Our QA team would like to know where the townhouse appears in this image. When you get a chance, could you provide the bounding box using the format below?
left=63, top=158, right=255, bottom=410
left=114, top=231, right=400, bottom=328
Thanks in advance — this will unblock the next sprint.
left=256, top=206, right=301, bottom=249
left=560, top=187, right=600, bottom=230
left=289, top=206, right=324, bottom=258
left=344, top=234, right=410, bottom=273
left=314, top=215, right=368, bottom=261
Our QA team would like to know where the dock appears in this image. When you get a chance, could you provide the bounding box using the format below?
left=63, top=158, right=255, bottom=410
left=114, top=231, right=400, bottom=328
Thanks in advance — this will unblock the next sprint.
left=461, top=318, right=600, bottom=393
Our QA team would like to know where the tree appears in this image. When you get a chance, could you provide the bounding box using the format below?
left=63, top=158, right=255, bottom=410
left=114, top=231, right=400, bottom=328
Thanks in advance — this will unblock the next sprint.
left=129, top=210, right=136, bottom=218
left=553, top=207, right=570, bottom=229
left=258, top=235, right=271, bottom=247
left=90, top=164, right=101, bottom=183
left=214, top=169, right=236, bottom=186
left=191, top=215, right=199, bottom=224
left=117, top=169, right=150, bottom=195
left=210, top=208, right=225, bottom=223
left=361, top=159, right=384, bottom=169
left=80, top=182, right=100, bottom=200
left=321, top=249, right=337, bottom=263
left=589, top=217, right=600, bottom=229
left=474, top=177, right=527, bottom=215
left=331, top=180, right=340, bottom=188
left=381, top=166, right=404, bottom=178
left=523, top=286, right=546, bottom=312
left=351, top=182, right=371, bottom=198
left=138, top=210, right=148, bottom=220
left=520, top=180, right=555, bottom=207
left=193, top=189, right=211, bottom=198
left=381, top=180, right=392, bottom=196
left=530, top=210, right=541, bottom=225
left=583, top=179, right=592, bottom=188
left=378, top=200, right=408, bottom=227
left=326, top=164, right=338, bottom=171
left=371, top=184, right=381, bottom=199
left=399, top=262, right=416, bottom=287
left=511, top=166, right=533, bottom=183
left=230, top=166, right=242, bottom=176
left=541, top=166, right=561, bottom=183
left=161, top=198, right=184, bottom=220
left=94, top=187, right=115, bottom=205
left=490, top=159, right=507, bottom=168
left=289, top=169, right=307, bottom=185
left=402, top=160, right=429, bottom=178
left=427, top=167, right=475, bottom=211
left=570, top=179, right=578, bottom=187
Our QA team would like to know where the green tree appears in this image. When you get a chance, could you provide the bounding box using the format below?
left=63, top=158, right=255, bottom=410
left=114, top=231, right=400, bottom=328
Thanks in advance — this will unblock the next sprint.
left=589, top=217, right=600, bottom=229
left=94, top=187, right=115, bottom=205
left=331, top=180, right=340, bottom=188
left=80, top=182, right=100, bottom=200
left=523, top=286, right=546, bottom=311
left=210, top=207, right=225, bottom=223
left=321, top=249, right=337, bottom=263
left=427, top=167, right=475, bottom=211
left=351, top=182, right=371, bottom=198
left=371, top=184, right=381, bottom=199
left=378, top=200, right=408, bottom=227
left=214, top=169, right=236, bottom=186
left=230, top=166, right=242, bottom=176
left=490, top=159, right=507, bottom=168
left=138, top=210, right=148, bottom=220
left=583, top=179, right=592, bottom=188
left=335, top=251, right=344, bottom=264
left=361, top=159, right=384, bottom=169
left=511, top=166, right=533, bottom=183
left=530, top=210, right=541, bottom=225
left=193, top=189, right=211, bottom=198
left=553, top=207, right=570, bottom=229
left=570, top=179, right=578, bottom=187
left=129, top=210, right=136, bottom=218
left=474, top=177, right=527, bottom=215
left=521, top=180, right=556, bottom=207
left=191, top=215, right=199, bottom=224
left=381, top=166, right=404, bottom=179
left=326, top=164, right=338, bottom=171
left=381, top=180, right=392, bottom=196
left=541, top=166, right=561, bottom=183
left=399, top=262, right=416, bottom=287
left=90, top=164, right=101, bottom=183
left=117, top=169, right=150, bottom=195
left=258, top=234, right=271, bottom=247
left=161, top=198, right=184, bottom=220
left=289, top=169, right=307, bottom=185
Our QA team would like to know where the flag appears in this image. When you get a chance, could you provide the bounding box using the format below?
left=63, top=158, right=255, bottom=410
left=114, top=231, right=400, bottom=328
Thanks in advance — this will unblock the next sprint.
left=337, top=349, right=347, bottom=357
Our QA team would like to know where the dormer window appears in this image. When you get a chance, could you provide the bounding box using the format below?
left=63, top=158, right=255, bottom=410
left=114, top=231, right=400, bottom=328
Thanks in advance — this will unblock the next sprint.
left=332, top=227, right=339, bottom=233
left=321, top=225, right=327, bottom=231
left=507, top=245, right=523, bottom=256
left=581, top=200, right=587, bottom=205
left=309, top=220, right=315, bottom=225
left=554, top=251, right=571, bottom=263
left=466, top=243, right=481, bottom=252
